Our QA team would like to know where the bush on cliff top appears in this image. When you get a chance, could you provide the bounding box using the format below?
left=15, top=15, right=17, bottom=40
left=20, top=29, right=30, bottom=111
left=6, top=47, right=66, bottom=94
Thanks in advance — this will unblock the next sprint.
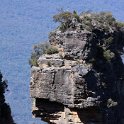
left=53, top=10, right=80, bottom=31
left=30, top=11, right=124, bottom=66
left=53, top=11, right=73, bottom=24
left=53, top=11, right=124, bottom=32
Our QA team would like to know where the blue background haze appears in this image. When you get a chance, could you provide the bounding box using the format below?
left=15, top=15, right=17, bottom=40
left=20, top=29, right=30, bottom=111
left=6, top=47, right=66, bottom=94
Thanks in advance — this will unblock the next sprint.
left=0, top=0, right=124, bottom=124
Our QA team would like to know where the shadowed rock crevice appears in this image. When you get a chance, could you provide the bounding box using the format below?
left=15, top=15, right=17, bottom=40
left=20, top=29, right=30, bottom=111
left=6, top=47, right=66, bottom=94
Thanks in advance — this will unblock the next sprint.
left=33, top=98, right=103, bottom=124
left=32, top=98, right=64, bottom=123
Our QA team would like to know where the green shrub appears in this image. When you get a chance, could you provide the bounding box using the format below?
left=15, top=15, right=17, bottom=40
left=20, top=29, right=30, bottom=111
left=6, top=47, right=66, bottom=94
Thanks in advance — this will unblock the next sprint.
left=53, top=11, right=73, bottom=23
left=105, top=37, right=113, bottom=44
left=29, top=56, right=38, bottom=67
left=46, top=46, right=59, bottom=55
left=29, top=42, right=50, bottom=66
left=73, top=10, right=80, bottom=22
left=103, top=37, right=114, bottom=47
left=53, top=11, right=123, bottom=32
left=33, top=42, right=50, bottom=57
left=53, top=11, right=73, bottom=32
left=116, top=22, right=124, bottom=28
left=80, top=12, right=117, bottom=32
left=53, top=10, right=80, bottom=32
left=103, top=50, right=115, bottom=61
left=59, top=23, right=69, bottom=32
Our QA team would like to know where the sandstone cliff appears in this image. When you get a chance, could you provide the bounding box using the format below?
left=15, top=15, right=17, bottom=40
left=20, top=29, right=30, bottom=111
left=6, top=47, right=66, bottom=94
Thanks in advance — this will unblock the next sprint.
left=30, top=12, right=124, bottom=124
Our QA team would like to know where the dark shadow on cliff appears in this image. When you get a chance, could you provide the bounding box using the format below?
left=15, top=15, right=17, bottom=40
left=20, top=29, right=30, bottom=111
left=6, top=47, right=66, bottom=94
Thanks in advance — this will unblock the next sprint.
left=82, top=28, right=124, bottom=124
left=70, top=107, right=103, bottom=124
left=0, top=103, right=16, bottom=124
left=0, top=72, right=16, bottom=124
left=32, top=98, right=64, bottom=123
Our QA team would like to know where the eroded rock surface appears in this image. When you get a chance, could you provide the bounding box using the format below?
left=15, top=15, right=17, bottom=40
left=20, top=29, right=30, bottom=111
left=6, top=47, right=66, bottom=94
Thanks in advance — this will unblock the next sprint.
left=30, top=12, right=124, bottom=124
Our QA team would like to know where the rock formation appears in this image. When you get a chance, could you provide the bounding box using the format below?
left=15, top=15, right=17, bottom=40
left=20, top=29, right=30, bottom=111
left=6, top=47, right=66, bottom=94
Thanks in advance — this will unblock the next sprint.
left=0, top=71, right=15, bottom=124
left=30, top=12, right=124, bottom=124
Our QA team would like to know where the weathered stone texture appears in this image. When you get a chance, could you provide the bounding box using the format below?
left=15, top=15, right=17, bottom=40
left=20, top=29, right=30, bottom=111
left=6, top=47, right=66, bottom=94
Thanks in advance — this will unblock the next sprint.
left=30, top=13, right=124, bottom=124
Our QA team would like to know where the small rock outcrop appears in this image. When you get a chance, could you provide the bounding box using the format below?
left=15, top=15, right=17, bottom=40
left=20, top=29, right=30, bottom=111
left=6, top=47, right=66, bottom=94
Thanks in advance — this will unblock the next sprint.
left=0, top=71, right=15, bottom=124
left=30, top=12, right=124, bottom=124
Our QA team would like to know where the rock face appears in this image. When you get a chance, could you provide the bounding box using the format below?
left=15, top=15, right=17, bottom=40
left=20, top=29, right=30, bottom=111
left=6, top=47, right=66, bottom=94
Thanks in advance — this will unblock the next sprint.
left=30, top=12, right=124, bottom=124
left=0, top=72, right=15, bottom=124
